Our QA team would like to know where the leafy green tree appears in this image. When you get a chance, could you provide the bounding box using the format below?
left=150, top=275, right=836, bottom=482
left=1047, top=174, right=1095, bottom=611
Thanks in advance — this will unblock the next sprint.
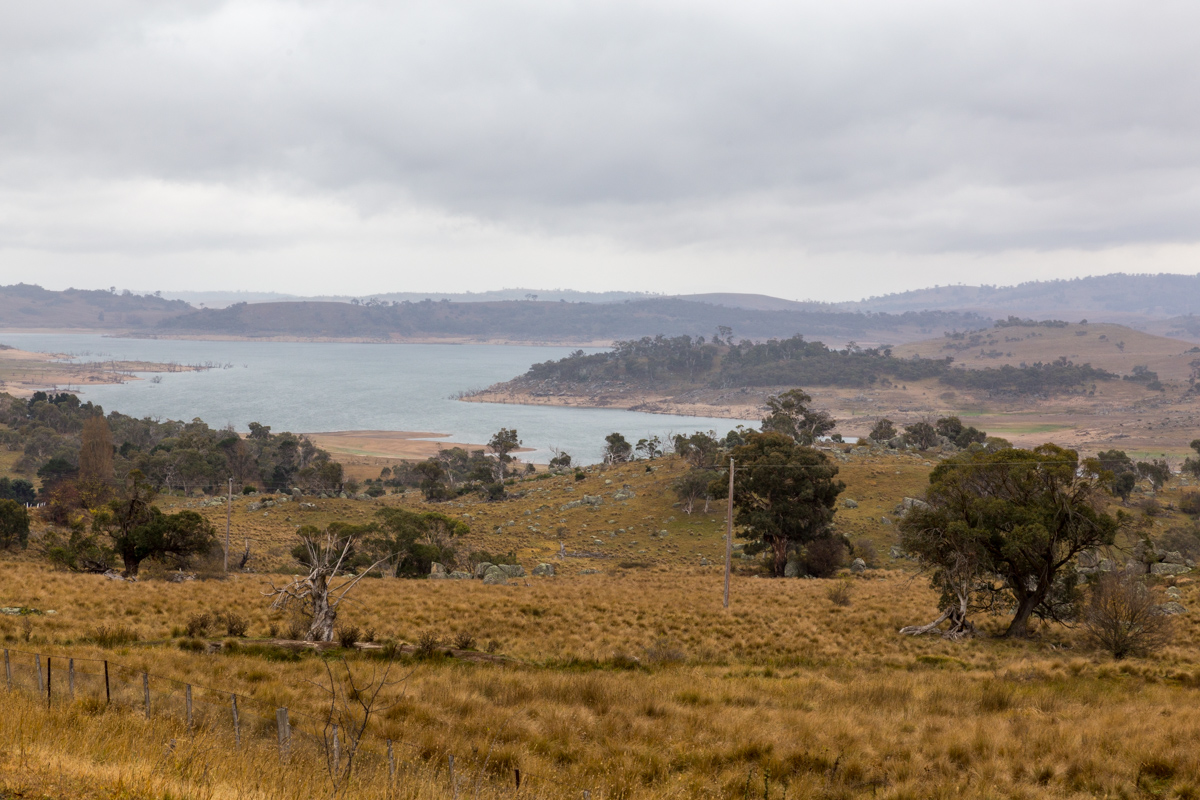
left=603, top=433, right=632, bottom=464
left=868, top=418, right=897, bottom=442
left=635, top=435, right=664, bottom=459
left=1182, top=440, right=1200, bottom=478
left=0, top=477, right=36, bottom=505
left=0, top=499, right=31, bottom=550
left=903, top=421, right=938, bottom=450
left=1136, top=459, right=1171, bottom=493
left=710, top=432, right=844, bottom=577
left=935, top=416, right=986, bottom=448
left=487, top=428, right=522, bottom=481
left=899, top=445, right=1119, bottom=639
left=672, top=468, right=716, bottom=515
left=760, top=389, right=836, bottom=445
left=372, top=508, right=468, bottom=576
left=93, top=470, right=216, bottom=576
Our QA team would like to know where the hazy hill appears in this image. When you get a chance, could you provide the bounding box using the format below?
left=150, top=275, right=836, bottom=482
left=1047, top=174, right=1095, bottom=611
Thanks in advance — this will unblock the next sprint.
left=0, top=283, right=191, bottom=329
left=850, top=272, right=1200, bottom=319
left=154, top=297, right=985, bottom=344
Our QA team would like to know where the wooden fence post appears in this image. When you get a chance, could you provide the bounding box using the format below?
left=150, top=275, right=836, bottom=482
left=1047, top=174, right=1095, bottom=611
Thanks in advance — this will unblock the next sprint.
left=515, top=768, right=521, bottom=790
left=143, top=672, right=150, bottom=719
left=186, top=685, right=193, bottom=731
left=3, top=650, right=9, bottom=691
left=68, top=658, right=74, bottom=698
left=276, top=708, right=290, bottom=759
left=448, top=754, right=457, bottom=799
left=35, top=654, right=44, bottom=695
left=45, top=656, right=51, bottom=707
left=104, top=661, right=110, bottom=705
left=232, top=695, right=241, bottom=749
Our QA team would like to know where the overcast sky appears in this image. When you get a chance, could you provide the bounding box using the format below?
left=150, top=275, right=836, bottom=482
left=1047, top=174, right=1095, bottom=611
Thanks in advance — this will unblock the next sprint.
left=2, top=1, right=1199, bottom=302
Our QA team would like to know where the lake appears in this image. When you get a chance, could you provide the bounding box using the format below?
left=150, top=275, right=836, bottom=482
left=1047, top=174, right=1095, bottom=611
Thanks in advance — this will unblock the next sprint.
left=1, top=333, right=754, bottom=464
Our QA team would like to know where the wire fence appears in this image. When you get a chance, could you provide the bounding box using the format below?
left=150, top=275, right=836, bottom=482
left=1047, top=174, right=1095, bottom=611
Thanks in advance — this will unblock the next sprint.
left=0, top=645, right=515, bottom=794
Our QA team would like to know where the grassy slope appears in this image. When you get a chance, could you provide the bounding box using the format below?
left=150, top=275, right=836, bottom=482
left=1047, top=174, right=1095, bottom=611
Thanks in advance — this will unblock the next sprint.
left=2, top=453, right=1200, bottom=797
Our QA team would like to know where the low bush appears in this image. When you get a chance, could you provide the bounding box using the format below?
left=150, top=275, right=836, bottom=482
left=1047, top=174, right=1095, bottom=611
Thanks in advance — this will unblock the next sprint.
left=86, top=624, right=140, bottom=648
left=185, top=612, right=213, bottom=638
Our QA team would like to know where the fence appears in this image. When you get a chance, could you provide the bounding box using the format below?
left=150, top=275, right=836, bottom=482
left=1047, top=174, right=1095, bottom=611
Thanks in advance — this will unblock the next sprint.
left=0, top=646, right=527, bottom=796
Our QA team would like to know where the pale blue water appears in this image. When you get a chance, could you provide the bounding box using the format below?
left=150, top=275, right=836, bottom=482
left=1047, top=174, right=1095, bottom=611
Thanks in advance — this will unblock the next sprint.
left=1, top=334, right=754, bottom=464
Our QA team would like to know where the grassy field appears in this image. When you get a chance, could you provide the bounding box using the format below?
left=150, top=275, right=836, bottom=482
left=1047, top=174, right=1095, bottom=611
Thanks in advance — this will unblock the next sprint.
left=2, top=452, right=1200, bottom=798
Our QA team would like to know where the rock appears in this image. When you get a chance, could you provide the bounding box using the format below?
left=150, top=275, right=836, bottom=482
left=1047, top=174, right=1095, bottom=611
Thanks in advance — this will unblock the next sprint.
left=1125, top=560, right=1149, bottom=576
left=448, top=571, right=471, bottom=580
left=1078, top=550, right=1101, bottom=569
left=474, top=562, right=495, bottom=579
left=890, top=546, right=905, bottom=559
left=482, top=566, right=509, bottom=585
left=103, top=570, right=125, bottom=581
left=1166, top=587, right=1182, bottom=600
left=895, top=497, right=931, bottom=515
left=1151, top=563, right=1190, bottom=575
left=499, top=564, right=525, bottom=578
left=699, top=558, right=710, bottom=566
left=580, top=569, right=600, bottom=575
left=1098, top=559, right=1115, bottom=572
left=784, top=556, right=803, bottom=578
left=841, top=498, right=859, bottom=509
left=291, top=488, right=301, bottom=498
left=1157, top=601, right=1187, bottom=615
left=613, top=485, right=636, bottom=500
left=532, top=563, right=556, bottom=577
left=430, top=562, right=447, bottom=576
left=850, top=558, right=867, bottom=574
left=248, top=502, right=261, bottom=511
left=1163, top=551, right=1187, bottom=565
left=880, top=517, right=891, bottom=525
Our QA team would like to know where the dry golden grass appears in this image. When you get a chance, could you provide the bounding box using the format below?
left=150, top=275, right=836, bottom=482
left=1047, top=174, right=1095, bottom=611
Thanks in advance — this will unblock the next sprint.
left=4, top=453, right=1200, bottom=797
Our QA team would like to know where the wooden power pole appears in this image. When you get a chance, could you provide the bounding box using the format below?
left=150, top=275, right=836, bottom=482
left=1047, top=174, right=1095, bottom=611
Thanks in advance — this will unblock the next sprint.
left=724, top=458, right=734, bottom=609
left=224, top=477, right=233, bottom=572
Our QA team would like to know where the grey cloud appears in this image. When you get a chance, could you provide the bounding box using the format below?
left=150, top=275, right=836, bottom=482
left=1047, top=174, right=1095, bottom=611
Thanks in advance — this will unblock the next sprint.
left=2, top=0, right=1200, bottom=255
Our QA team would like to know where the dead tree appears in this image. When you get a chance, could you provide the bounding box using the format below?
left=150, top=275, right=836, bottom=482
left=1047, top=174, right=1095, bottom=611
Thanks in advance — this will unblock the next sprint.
left=265, top=528, right=386, bottom=642
left=899, top=550, right=978, bottom=641
left=311, top=654, right=411, bottom=794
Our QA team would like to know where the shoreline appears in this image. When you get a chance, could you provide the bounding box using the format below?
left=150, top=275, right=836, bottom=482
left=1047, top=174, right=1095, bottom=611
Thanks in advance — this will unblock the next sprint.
left=2, top=328, right=616, bottom=347
left=462, top=389, right=764, bottom=421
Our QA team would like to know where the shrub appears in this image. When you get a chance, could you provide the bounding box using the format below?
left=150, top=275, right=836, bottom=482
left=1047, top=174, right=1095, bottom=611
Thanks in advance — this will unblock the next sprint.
left=452, top=631, right=477, bottom=651
left=1160, top=526, right=1200, bottom=561
left=185, top=612, right=213, bottom=638
left=644, top=638, right=686, bottom=665
left=485, top=639, right=501, bottom=654
left=1180, top=493, right=1200, bottom=516
left=337, top=625, right=361, bottom=649
left=825, top=581, right=853, bottom=607
left=1085, top=572, right=1173, bottom=659
left=87, top=624, right=140, bottom=648
left=415, top=630, right=441, bottom=658
left=803, top=537, right=847, bottom=578
left=222, top=612, right=249, bottom=637
left=853, top=538, right=879, bottom=568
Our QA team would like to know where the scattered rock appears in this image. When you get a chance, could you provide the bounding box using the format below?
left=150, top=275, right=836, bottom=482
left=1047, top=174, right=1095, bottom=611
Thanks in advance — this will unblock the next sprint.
left=894, top=497, right=931, bottom=515
left=430, top=562, right=447, bottom=576
left=880, top=517, right=891, bottom=525
left=850, top=558, right=867, bottom=574
left=1166, top=587, right=1182, bottom=600
left=499, top=564, right=525, bottom=578
left=1125, top=561, right=1149, bottom=576
left=784, top=556, right=803, bottom=578
left=474, top=562, right=494, bottom=579
left=532, top=563, right=556, bottom=577
left=482, top=566, right=509, bottom=585
left=1163, top=551, right=1187, bottom=565
left=448, top=571, right=471, bottom=580
left=103, top=570, right=126, bottom=581
left=580, top=569, right=600, bottom=575
left=1157, top=601, right=1187, bottom=615
left=890, top=546, right=905, bottom=559
left=1151, top=563, right=1190, bottom=576
left=841, top=498, right=859, bottom=509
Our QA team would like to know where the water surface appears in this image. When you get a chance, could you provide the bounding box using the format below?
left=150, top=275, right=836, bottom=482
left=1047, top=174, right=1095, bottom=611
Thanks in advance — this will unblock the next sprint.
left=2, top=334, right=753, bottom=464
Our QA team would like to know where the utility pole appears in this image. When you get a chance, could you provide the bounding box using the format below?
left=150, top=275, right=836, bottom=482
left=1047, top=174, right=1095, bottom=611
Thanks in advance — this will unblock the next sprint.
left=724, top=458, right=734, bottom=609
left=224, top=477, right=233, bottom=572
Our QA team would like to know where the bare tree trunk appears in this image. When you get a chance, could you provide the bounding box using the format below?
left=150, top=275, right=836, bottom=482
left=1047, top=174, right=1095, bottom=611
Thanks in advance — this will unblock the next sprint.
left=307, top=574, right=336, bottom=642
left=1002, top=593, right=1042, bottom=638
left=771, top=537, right=788, bottom=577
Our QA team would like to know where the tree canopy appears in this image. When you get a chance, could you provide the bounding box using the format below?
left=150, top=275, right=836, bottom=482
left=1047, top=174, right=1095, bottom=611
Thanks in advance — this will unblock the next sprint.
left=710, top=432, right=844, bottom=577
left=899, top=445, right=1119, bottom=638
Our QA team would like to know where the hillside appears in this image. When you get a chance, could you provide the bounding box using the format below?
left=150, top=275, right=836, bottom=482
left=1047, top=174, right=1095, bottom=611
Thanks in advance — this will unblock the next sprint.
left=153, top=297, right=984, bottom=345
left=850, top=272, right=1200, bottom=325
left=0, top=283, right=191, bottom=330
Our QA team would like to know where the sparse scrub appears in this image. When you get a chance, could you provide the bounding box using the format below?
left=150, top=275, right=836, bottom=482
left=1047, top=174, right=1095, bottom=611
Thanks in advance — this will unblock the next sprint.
left=452, top=631, right=477, bottom=650
left=414, top=630, right=441, bottom=658
left=1085, top=572, right=1173, bottom=659
left=86, top=624, right=140, bottom=648
left=825, top=580, right=853, bottom=607
left=184, top=611, right=213, bottom=638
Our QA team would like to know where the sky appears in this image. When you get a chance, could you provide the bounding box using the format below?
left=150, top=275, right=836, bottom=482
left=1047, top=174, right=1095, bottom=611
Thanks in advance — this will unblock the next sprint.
left=2, top=1, right=1200, bottom=303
